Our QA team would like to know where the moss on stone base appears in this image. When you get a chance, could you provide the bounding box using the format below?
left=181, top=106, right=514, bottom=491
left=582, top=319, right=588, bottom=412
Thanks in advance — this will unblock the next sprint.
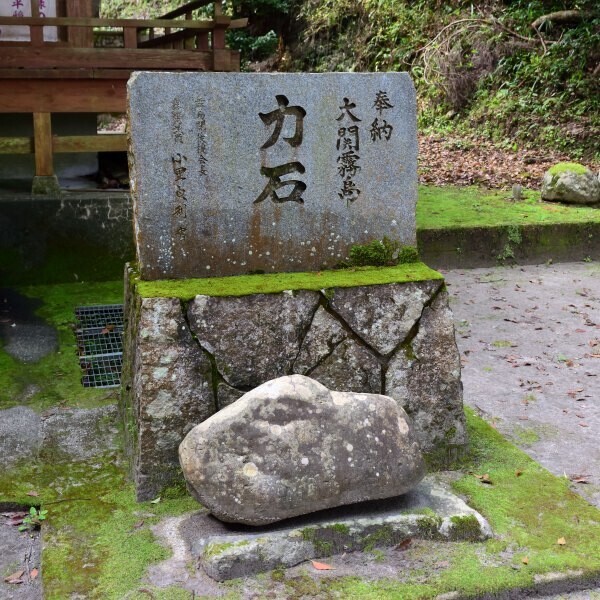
left=448, top=514, right=482, bottom=541
left=132, top=263, right=443, bottom=300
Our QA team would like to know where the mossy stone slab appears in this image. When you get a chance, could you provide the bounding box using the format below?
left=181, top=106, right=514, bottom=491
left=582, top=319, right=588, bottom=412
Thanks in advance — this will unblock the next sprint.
left=180, top=476, right=491, bottom=581
left=132, top=262, right=443, bottom=300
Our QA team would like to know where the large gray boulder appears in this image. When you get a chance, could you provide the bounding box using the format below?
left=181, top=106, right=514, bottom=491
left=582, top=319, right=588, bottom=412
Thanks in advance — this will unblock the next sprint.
left=541, top=163, right=600, bottom=205
left=179, top=375, right=425, bottom=526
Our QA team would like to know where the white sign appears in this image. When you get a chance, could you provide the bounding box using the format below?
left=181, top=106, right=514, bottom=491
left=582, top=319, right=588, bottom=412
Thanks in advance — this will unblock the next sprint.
left=0, top=0, right=57, bottom=42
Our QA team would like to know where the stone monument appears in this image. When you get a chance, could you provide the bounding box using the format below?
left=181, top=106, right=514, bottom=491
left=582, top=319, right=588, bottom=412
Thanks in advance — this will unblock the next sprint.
left=128, top=72, right=416, bottom=279
left=121, top=72, right=467, bottom=501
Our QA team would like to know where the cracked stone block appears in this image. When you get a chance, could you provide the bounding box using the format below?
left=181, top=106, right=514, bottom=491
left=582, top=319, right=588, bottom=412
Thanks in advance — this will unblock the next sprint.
left=293, top=307, right=381, bottom=393
left=386, top=289, right=466, bottom=456
left=329, top=280, right=443, bottom=355
left=187, top=291, right=320, bottom=389
left=124, top=295, right=215, bottom=500
left=216, top=381, right=245, bottom=410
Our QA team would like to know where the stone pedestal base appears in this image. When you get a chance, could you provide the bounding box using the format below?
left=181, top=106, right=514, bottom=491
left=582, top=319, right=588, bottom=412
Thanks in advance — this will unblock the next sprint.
left=121, top=266, right=467, bottom=500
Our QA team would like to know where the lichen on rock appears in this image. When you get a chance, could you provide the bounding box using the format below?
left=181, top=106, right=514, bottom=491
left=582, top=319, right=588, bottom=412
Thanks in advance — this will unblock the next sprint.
left=179, top=375, right=426, bottom=525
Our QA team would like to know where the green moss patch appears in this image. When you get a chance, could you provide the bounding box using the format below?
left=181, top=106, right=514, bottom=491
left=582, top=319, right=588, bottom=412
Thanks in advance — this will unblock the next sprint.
left=134, top=263, right=443, bottom=300
left=2, top=407, right=600, bottom=598
left=418, top=185, right=600, bottom=230
left=0, top=281, right=123, bottom=411
left=307, top=408, right=600, bottom=599
left=0, top=453, right=198, bottom=600
left=548, top=162, right=590, bottom=176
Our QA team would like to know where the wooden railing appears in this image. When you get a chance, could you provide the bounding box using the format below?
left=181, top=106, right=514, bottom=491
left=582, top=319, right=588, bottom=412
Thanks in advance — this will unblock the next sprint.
left=0, top=1, right=246, bottom=191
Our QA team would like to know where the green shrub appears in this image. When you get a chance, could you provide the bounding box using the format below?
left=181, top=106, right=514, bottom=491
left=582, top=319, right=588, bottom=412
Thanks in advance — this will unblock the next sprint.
left=348, top=237, right=419, bottom=267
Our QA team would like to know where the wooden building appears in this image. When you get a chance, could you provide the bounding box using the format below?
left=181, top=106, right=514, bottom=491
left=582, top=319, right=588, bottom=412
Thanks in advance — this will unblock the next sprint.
left=0, top=0, right=246, bottom=193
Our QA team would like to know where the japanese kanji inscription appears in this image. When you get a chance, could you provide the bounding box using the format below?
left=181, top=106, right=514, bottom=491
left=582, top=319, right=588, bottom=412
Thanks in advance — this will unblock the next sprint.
left=128, top=72, right=417, bottom=279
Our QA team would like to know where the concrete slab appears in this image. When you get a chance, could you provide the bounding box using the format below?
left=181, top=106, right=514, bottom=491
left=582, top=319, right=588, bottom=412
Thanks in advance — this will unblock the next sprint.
left=179, top=476, right=491, bottom=581
left=444, top=261, right=600, bottom=509
left=0, top=512, right=42, bottom=600
left=0, top=289, right=57, bottom=363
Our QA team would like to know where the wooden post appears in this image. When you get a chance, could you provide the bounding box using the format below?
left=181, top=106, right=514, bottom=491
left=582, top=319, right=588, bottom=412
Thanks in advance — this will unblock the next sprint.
left=32, top=112, right=60, bottom=195
left=30, top=0, right=44, bottom=46
left=33, top=112, right=54, bottom=177
left=185, top=11, right=194, bottom=49
left=66, top=0, right=94, bottom=47
left=123, top=27, right=138, bottom=48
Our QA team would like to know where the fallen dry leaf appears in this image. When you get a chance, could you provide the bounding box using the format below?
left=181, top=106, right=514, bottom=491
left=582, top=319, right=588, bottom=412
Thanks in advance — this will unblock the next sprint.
left=570, top=475, right=590, bottom=484
left=4, top=569, right=24, bottom=584
left=100, top=324, right=115, bottom=334
left=557, top=537, right=567, bottom=546
left=578, top=423, right=590, bottom=428
left=515, top=470, right=524, bottom=477
left=311, top=560, right=334, bottom=570
left=395, top=538, right=412, bottom=551
left=30, top=568, right=38, bottom=580
left=521, top=556, right=529, bottom=565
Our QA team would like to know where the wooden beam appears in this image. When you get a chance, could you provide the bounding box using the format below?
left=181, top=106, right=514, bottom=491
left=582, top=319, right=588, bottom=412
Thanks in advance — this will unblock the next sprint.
left=0, top=16, right=236, bottom=29
left=159, top=0, right=214, bottom=20
left=0, top=137, right=33, bottom=154
left=0, top=47, right=215, bottom=70
left=138, top=19, right=246, bottom=49
left=0, top=79, right=127, bottom=113
left=53, top=134, right=127, bottom=153
left=0, top=134, right=127, bottom=154
left=0, top=68, right=132, bottom=80
left=33, top=112, right=54, bottom=177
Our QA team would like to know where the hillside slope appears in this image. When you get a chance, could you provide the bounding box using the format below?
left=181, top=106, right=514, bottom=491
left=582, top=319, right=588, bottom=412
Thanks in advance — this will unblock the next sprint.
left=231, top=0, right=599, bottom=162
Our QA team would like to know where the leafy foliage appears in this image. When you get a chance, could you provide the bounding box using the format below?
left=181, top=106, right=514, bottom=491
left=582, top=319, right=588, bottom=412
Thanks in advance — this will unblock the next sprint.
left=285, top=0, right=599, bottom=159
left=100, top=0, right=598, bottom=157
left=18, top=506, right=48, bottom=532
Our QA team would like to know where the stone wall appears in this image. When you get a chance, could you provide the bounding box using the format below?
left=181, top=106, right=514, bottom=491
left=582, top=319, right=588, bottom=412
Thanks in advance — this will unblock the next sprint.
left=0, top=191, right=134, bottom=285
left=121, top=269, right=467, bottom=500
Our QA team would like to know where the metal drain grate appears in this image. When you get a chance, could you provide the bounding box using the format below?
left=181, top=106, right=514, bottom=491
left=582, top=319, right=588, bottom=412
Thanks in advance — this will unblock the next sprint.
left=75, top=304, right=124, bottom=329
left=75, top=304, right=124, bottom=388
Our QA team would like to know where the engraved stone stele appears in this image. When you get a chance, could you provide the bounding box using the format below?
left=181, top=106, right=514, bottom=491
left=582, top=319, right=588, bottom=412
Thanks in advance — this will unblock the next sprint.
left=127, top=72, right=417, bottom=279
left=178, top=375, right=426, bottom=526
